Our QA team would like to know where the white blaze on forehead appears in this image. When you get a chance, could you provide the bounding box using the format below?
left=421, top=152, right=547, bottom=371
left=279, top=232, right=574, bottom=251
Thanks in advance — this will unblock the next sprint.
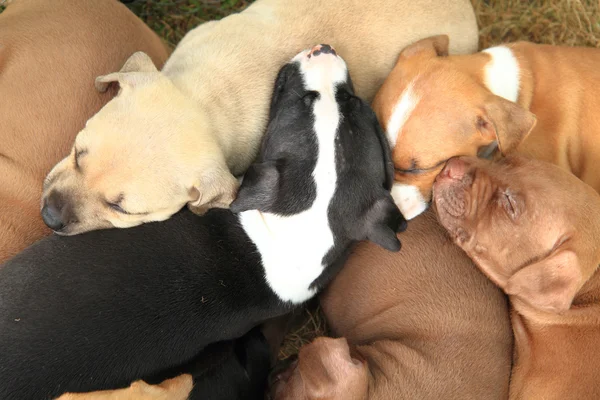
left=482, top=46, right=521, bottom=103
left=391, top=183, right=428, bottom=220
left=240, top=52, right=345, bottom=303
left=386, top=82, right=419, bottom=148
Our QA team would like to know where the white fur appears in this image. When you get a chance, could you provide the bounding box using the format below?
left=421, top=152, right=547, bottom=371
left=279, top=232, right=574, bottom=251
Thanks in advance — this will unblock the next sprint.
left=239, top=52, right=348, bottom=303
left=482, top=46, right=521, bottom=103
left=386, top=82, right=419, bottom=147
left=391, top=183, right=428, bottom=220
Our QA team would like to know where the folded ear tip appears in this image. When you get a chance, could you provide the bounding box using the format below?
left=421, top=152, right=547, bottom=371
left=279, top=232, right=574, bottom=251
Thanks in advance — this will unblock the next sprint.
left=389, top=239, right=402, bottom=252
left=94, top=79, right=109, bottom=93
left=397, top=216, right=408, bottom=232
left=229, top=201, right=241, bottom=214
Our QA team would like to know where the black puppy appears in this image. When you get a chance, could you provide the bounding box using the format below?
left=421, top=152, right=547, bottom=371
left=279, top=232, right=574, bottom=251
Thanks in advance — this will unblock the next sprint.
left=0, top=45, right=405, bottom=399
left=162, top=327, right=272, bottom=400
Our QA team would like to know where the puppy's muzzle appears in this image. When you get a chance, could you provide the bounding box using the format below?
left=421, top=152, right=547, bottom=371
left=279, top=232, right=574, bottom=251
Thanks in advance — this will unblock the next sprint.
left=437, top=157, right=471, bottom=182
left=433, top=157, right=475, bottom=219
left=308, top=44, right=337, bottom=58
left=41, top=191, right=75, bottom=232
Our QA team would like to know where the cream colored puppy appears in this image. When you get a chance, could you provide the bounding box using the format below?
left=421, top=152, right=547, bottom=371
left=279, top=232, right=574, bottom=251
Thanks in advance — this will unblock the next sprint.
left=41, top=0, right=478, bottom=235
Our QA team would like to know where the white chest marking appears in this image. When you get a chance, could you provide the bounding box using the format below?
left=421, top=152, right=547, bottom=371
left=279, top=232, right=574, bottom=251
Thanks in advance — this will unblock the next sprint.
left=386, top=82, right=419, bottom=148
left=391, top=183, right=428, bottom=220
left=482, top=46, right=521, bottom=103
left=240, top=58, right=346, bottom=304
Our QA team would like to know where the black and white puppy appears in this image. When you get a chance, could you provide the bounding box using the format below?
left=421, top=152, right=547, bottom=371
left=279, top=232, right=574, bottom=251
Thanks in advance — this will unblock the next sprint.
left=0, top=45, right=405, bottom=399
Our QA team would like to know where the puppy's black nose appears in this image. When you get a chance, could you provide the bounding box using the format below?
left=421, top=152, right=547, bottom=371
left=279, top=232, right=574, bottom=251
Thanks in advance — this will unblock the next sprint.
left=308, top=44, right=337, bottom=58
left=41, top=192, right=65, bottom=231
left=41, top=204, right=64, bottom=231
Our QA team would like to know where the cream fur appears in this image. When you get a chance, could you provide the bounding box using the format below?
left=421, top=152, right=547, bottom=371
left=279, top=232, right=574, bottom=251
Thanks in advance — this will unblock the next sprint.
left=42, top=0, right=479, bottom=235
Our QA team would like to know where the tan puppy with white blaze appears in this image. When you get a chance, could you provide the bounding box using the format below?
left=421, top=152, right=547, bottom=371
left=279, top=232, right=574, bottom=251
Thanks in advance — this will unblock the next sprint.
left=41, top=0, right=478, bottom=235
left=373, top=35, right=600, bottom=219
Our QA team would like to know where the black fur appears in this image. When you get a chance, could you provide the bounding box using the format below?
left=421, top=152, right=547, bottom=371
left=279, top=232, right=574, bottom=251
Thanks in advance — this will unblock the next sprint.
left=164, top=327, right=272, bottom=400
left=0, top=53, right=405, bottom=399
left=0, top=210, right=284, bottom=399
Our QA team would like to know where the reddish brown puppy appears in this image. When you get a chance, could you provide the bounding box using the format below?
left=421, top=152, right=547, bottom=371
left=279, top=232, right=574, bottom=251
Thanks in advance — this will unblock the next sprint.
left=0, top=0, right=169, bottom=262
left=271, top=210, right=513, bottom=400
left=434, top=155, right=600, bottom=400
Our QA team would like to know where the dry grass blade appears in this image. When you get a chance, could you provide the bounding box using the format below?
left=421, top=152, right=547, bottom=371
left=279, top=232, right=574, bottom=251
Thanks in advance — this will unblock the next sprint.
left=278, top=304, right=328, bottom=360
left=471, top=0, right=600, bottom=49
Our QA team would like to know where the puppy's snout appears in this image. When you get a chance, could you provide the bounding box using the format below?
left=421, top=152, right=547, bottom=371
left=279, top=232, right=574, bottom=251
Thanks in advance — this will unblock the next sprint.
left=308, top=44, right=337, bottom=58
left=438, top=157, right=470, bottom=182
left=41, top=191, right=68, bottom=231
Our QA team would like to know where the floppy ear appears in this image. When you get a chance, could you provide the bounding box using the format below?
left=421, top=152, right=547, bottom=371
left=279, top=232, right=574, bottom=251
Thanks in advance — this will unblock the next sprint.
left=95, top=51, right=158, bottom=93
left=399, top=35, right=450, bottom=60
left=188, top=167, right=240, bottom=216
left=362, top=193, right=406, bottom=252
left=368, top=109, right=395, bottom=190
left=229, top=161, right=280, bottom=213
left=505, top=250, right=582, bottom=313
left=268, top=63, right=295, bottom=120
left=478, top=95, right=537, bottom=154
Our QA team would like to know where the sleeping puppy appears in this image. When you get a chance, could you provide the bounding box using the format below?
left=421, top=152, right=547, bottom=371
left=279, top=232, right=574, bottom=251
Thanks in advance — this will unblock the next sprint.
left=40, top=0, right=478, bottom=235
left=0, top=46, right=405, bottom=400
left=0, top=0, right=169, bottom=262
left=269, top=210, right=512, bottom=400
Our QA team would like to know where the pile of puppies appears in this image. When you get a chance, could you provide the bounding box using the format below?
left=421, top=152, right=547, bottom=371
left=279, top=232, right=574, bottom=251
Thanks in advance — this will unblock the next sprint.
left=1, top=0, right=599, bottom=399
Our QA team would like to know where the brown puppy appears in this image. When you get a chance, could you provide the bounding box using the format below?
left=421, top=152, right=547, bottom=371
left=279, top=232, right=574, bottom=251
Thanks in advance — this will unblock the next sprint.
left=433, top=155, right=600, bottom=399
left=271, top=210, right=513, bottom=399
left=373, top=35, right=600, bottom=220
left=0, top=0, right=169, bottom=262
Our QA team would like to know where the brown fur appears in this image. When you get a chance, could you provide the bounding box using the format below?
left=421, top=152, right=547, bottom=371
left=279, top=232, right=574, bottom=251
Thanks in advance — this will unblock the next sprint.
left=272, top=210, right=513, bottom=399
left=0, top=0, right=169, bottom=262
left=373, top=35, right=600, bottom=219
left=433, top=155, right=600, bottom=399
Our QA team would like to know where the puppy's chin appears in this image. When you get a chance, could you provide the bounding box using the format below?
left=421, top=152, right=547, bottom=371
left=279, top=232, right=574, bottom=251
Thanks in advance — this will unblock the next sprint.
left=53, top=225, right=88, bottom=237
left=54, top=221, right=114, bottom=236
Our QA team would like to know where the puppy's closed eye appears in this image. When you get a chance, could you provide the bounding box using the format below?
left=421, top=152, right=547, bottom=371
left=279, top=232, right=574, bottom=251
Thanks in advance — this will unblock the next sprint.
left=336, top=88, right=352, bottom=102
left=499, top=189, right=522, bottom=220
left=105, top=195, right=128, bottom=214
left=107, top=202, right=128, bottom=214
left=302, top=91, right=319, bottom=107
